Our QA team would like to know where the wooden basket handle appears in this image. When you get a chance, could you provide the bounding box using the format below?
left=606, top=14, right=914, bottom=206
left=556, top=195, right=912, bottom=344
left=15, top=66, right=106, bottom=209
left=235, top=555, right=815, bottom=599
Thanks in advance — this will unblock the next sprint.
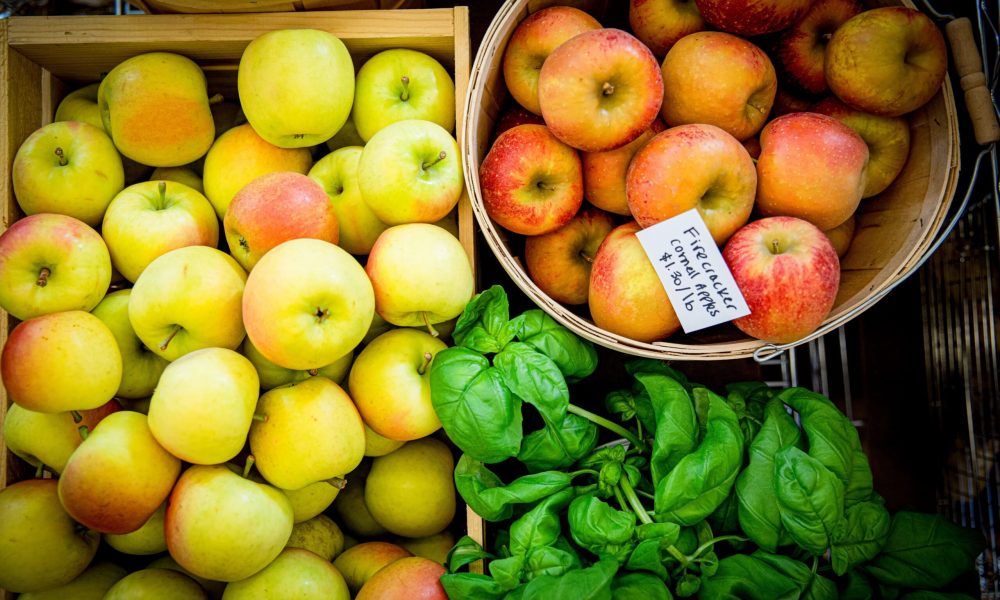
left=945, top=17, right=1000, bottom=145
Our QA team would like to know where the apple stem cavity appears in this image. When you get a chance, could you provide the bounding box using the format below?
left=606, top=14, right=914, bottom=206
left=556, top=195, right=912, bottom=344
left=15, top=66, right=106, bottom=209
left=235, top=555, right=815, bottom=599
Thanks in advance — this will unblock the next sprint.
left=602, top=81, right=615, bottom=96
left=243, top=455, right=256, bottom=479
left=71, top=410, right=84, bottom=424
left=159, top=325, right=181, bottom=351
left=308, top=369, right=319, bottom=376
left=35, top=267, right=51, bottom=287
left=422, top=151, right=447, bottom=171
left=78, top=425, right=89, bottom=440
left=252, top=413, right=268, bottom=423
left=418, top=351, right=434, bottom=375
left=314, top=307, right=330, bottom=323
left=421, top=312, right=440, bottom=338
left=54, top=147, right=68, bottom=166
left=400, top=75, right=411, bottom=101
left=325, top=476, right=348, bottom=490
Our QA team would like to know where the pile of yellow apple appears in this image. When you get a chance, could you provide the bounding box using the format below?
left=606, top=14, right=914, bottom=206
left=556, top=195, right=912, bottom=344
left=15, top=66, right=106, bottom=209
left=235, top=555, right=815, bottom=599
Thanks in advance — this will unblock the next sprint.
left=0, top=26, right=472, bottom=600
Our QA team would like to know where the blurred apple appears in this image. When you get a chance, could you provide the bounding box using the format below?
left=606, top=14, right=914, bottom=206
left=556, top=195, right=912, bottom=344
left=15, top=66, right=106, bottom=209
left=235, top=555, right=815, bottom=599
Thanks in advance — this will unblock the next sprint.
left=310, top=146, right=389, bottom=255
left=99, top=52, right=215, bottom=167
left=355, top=556, right=447, bottom=600
left=238, top=29, right=354, bottom=148
left=397, top=530, right=456, bottom=565
left=774, top=0, right=863, bottom=96
left=243, top=238, right=373, bottom=370
left=493, top=104, right=545, bottom=139
left=660, top=31, right=776, bottom=141
left=104, top=569, right=207, bottom=600
left=772, top=87, right=813, bottom=117
left=502, top=6, right=602, bottom=115
left=363, top=423, right=405, bottom=457
left=54, top=83, right=103, bottom=130
left=0, top=479, right=100, bottom=593
left=358, top=119, right=463, bottom=225
left=146, top=555, right=226, bottom=599
left=366, top=223, right=474, bottom=330
left=695, top=0, right=813, bottom=36
left=724, top=216, right=841, bottom=343
left=242, top=336, right=352, bottom=390
left=286, top=515, right=345, bottom=561
left=150, top=166, right=204, bottom=193
left=629, top=0, right=705, bottom=57
left=756, top=112, right=869, bottom=231
left=349, top=328, right=446, bottom=441
left=589, top=222, right=681, bottom=342
left=2, top=400, right=120, bottom=474
left=627, top=123, right=756, bottom=245
left=283, top=480, right=342, bottom=524
left=102, top=180, right=219, bottom=282
left=222, top=548, right=349, bottom=600
left=333, top=541, right=411, bottom=595
left=202, top=123, right=313, bottom=219
left=524, top=207, right=614, bottom=305
left=92, top=289, right=169, bottom=399
left=365, top=438, right=455, bottom=538
left=539, top=28, right=662, bottom=152
left=480, top=124, right=583, bottom=235
left=823, top=213, right=856, bottom=258
left=0, top=213, right=111, bottom=320
left=105, top=502, right=167, bottom=555
left=353, top=48, right=455, bottom=141
left=2, top=310, right=121, bottom=413
left=826, top=7, right=948, bottom=117
left=17, top=562, right=126, bottom=600
left=325, top=115, right=366, bottom=151
left=333, top=465, right=388, bottom=538
left=582, top=119, right=665, bottom=216
left=13, top=120, right=124, bottom=227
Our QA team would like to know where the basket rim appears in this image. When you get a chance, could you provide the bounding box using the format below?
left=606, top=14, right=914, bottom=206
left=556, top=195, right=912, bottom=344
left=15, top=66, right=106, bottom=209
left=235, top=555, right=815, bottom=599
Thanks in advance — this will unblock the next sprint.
left=461, top=0, right=961, bottom=361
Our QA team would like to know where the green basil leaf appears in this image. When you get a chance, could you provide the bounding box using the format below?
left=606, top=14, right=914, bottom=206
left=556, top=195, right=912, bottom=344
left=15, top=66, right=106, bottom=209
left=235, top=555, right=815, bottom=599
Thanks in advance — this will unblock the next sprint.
left=454, top=455, right=575, bottom=522
left=611, top=572, right=672, bottom=600
left=440, top=573, right=508, bottom=600
left=504, top=585, right=527, bottom=600
left=634, top=373, right=697, bottom=486
left=830, top=500, right=891, bottom=576
left=864, top=511, right=985, bottom=589
left=453, top=285, right=516, bottom=354
left=605, top=389, right=638, bottom=421
left=430, top=347, right=522, bottom=463
left=899, top=593, right=978, bottom=600
left=524, top=546, right=578, bottom=581
left=625, top=359, right=691, bottom=387
left=494, top=342, right=569, bottom=425
left=509, top=488, right=576, bottom=556
left=551, top=535, right=584, bottom=571
left=568, top=494, right=636, bottom=556
left=491, top=555, right=526, bottom=590
left=447, top=534, right=494, bottom=573
left=736, top=398, right=802, bottom=552
left=841, top=569, right=875, bottom=600
left=654, top=391, right=744, bottom=525
left=513, top=310, right=597, bottom=381
left=518, top=413, right=599, bottom=473
left=845, top=448, right=875, bottom=506
left=521, top=557, right=618, bottom=600
left=698, top=554, right=801, bottom=600
left=803, top=574, right=838, bottom=600
left=774, top=446, right=846, bottom=555
left=625, top=539, right=669, bottom=580
left=708, top=491, right=741, bottom=535
left=675, top=573, right=700, bottom=597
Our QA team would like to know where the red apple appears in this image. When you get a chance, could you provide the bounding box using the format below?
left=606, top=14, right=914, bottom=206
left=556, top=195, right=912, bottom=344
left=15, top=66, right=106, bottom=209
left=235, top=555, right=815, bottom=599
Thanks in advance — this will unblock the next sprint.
left=629, top=0, right=705, bottom=57
left=355, top=557, right=446, bottom=600
left=774, top=0, right=863, bottom=95
left=742, top=137, right=762, bottom=159
left=538, top=28, right=663, bottom=152
left=479, top=124, right=583, bottom=236
left=723, top=216, right=840, bottom=343
left=695, top=0, right=813, bottom=36
left=524, top=207, right=615, bottom=305
left=812, top=96, right=911, bottom=197
left=582, top=119, right=666, bottom=216
left=660, top=31, right=776, bottom=141
left=756, top=112, right=869, bottom=231
left=501, top=6, right=602, bottom=115
left=224, top=171, right=339, bottom=271
left=589, top=221, right=681, bottom=342
left=627, top=124, right=756, bottom=245
left=494, top=104, right=546, bottom=139
left=825, top=7, right=948, bottom=117
left=772, top=87, right=813, bottom=117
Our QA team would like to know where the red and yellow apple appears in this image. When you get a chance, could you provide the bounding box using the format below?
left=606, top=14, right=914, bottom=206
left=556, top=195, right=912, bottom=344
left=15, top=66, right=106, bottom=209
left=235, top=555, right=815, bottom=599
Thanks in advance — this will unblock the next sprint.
left=355, top=556, right=447, bottom=600
left=582, top=119, right=665, bottom=216
left=774, top=0, right=863, bottom=95
left=695, top=0, right=813, bottom=36
left=309, top=146, right=389, bottom=256
left=493, top=104, right=545, bottom=139
left=823, top=213, right=856, bottom=258
left=524, top=207, right=615, bottom=305
left=333, top=542, right=411, bottom=595
left=629, top=0, right=705, bottom=57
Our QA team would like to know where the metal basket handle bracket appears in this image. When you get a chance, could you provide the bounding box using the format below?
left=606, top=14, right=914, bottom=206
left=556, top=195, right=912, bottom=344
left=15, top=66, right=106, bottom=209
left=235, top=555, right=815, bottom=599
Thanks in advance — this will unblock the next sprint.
left=945, top=17, right=1000, bottom=145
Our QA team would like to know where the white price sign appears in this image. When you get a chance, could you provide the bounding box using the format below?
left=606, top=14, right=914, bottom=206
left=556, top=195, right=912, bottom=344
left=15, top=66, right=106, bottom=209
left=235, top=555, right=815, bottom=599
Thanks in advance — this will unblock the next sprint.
left=635, top=209, right=751, bottom=334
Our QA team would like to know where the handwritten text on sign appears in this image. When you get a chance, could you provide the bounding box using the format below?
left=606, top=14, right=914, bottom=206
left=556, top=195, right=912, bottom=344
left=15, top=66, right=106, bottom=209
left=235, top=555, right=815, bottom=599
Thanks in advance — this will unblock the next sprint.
left=635, top=209, right=750, bottom=334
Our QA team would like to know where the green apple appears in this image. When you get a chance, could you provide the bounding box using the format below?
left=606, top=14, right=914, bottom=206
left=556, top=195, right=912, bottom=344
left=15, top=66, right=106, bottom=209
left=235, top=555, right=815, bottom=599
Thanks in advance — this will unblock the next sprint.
left=222, top=548, right=350, bottom=599
left=366, top=223, right=474, bottom=328
left=364, top=423, right=404, bottom=457
left=242, top=336, right=352, bottom=390
left=59, top=411, right=181, bottom=534
left=0, top=479, right=100, bottom=593
left=102, top=180, right=219, bottom=283
left=105, top=502, right=167, bottom=555
left=147, top=556, right=226, bottom=600
left=202, top=123, right=313, bottom=219
left=250, top=376, right=366, bottom=490
left=0, top=213, right=111, bottom=321
left=352, top=48, right=455, bottom=141
left=282, top=480, right=341, bottom=523
left=286, top=515, right=345, bottom=560
left=365, top=438, right=456, bottom=538
left=332, top=541, right=411, bottom=595
left=242, top=238, right=373, bottom=370
left=129, top=246, right=247, bottom=361
left=104, top=569, right=207, bottom=600
left=358, top=119, right=463, bottom=224
left=348, top=328, right=445, bottom=441
left=165, top=464, right=294, bottom=582
left=332, top=465, right=387, bottom=538
left=1, top=310, right=122, bottom=413
left=325, top=115, right=365, bottom=151
left=99, top=52, right=215, bottom=167
left=150, top=166, right=204, bottom=193
left=238, top=29, right=355, bottom=148
left=17, top=561, right=127, bottom=600
left=92, top=289, right=170, bottom=399
left=397, top=530, right=455, bottom=564
left=148, top=347, right=259, bottom=464
left=12, top=120, right=124, bottom=226
left=309, top=146, right=389, bottom=255
left=2, top=400, right=120, bottom=474
left=54, top=83, right=104, bottom=130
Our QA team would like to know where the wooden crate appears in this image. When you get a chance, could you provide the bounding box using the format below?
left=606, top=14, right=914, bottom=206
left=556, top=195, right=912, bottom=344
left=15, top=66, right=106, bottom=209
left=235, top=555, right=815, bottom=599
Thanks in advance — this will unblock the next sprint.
left=129, top=0, right=425, bottom=14
left=0, top=7, right=482, bottom=595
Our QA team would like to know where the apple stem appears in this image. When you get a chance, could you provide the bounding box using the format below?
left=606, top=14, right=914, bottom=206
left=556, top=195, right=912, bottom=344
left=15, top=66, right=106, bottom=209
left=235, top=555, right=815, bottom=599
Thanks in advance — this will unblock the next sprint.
left=602, top=81, right=615, bottom=96
left=156, top=180, right=168, bottom=208
left=400, top=75, right=410, bottom=102
left=580, top=252, right=594, bottom=264
left=208, top=93, right=224, bottom=105
left=34, top=463, right=46, bottom=478
left=308, top=369, right=319, bottom=376
left=325, top=476, right=348, bottom=490
left=252, top=413, right=268, bottom=423
left=421, top=312, right=440, bottom=338
left=771, top=239, right=781, bottom=255
left=78, top=425, right=89, bottom=440
left=418, top=351, right=434, bottom=375
left=54, top=147, right=68, bottom=166
left=159, top=325, right=181, bottom=352
left=243, top=455, right=256, bottom=479
left=71, top=410, right=84, bottom=424
left=421, top=151, right=447, bottom=171
left=35, top=267, right=51, bottom=287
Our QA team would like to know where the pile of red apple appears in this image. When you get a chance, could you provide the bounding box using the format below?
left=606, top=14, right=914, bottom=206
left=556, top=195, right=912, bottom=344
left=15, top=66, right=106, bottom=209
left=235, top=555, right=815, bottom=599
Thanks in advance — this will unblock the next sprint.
left=480, top=0, right=947, bottom=345
left=0, top=26, right=471, bottom=600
